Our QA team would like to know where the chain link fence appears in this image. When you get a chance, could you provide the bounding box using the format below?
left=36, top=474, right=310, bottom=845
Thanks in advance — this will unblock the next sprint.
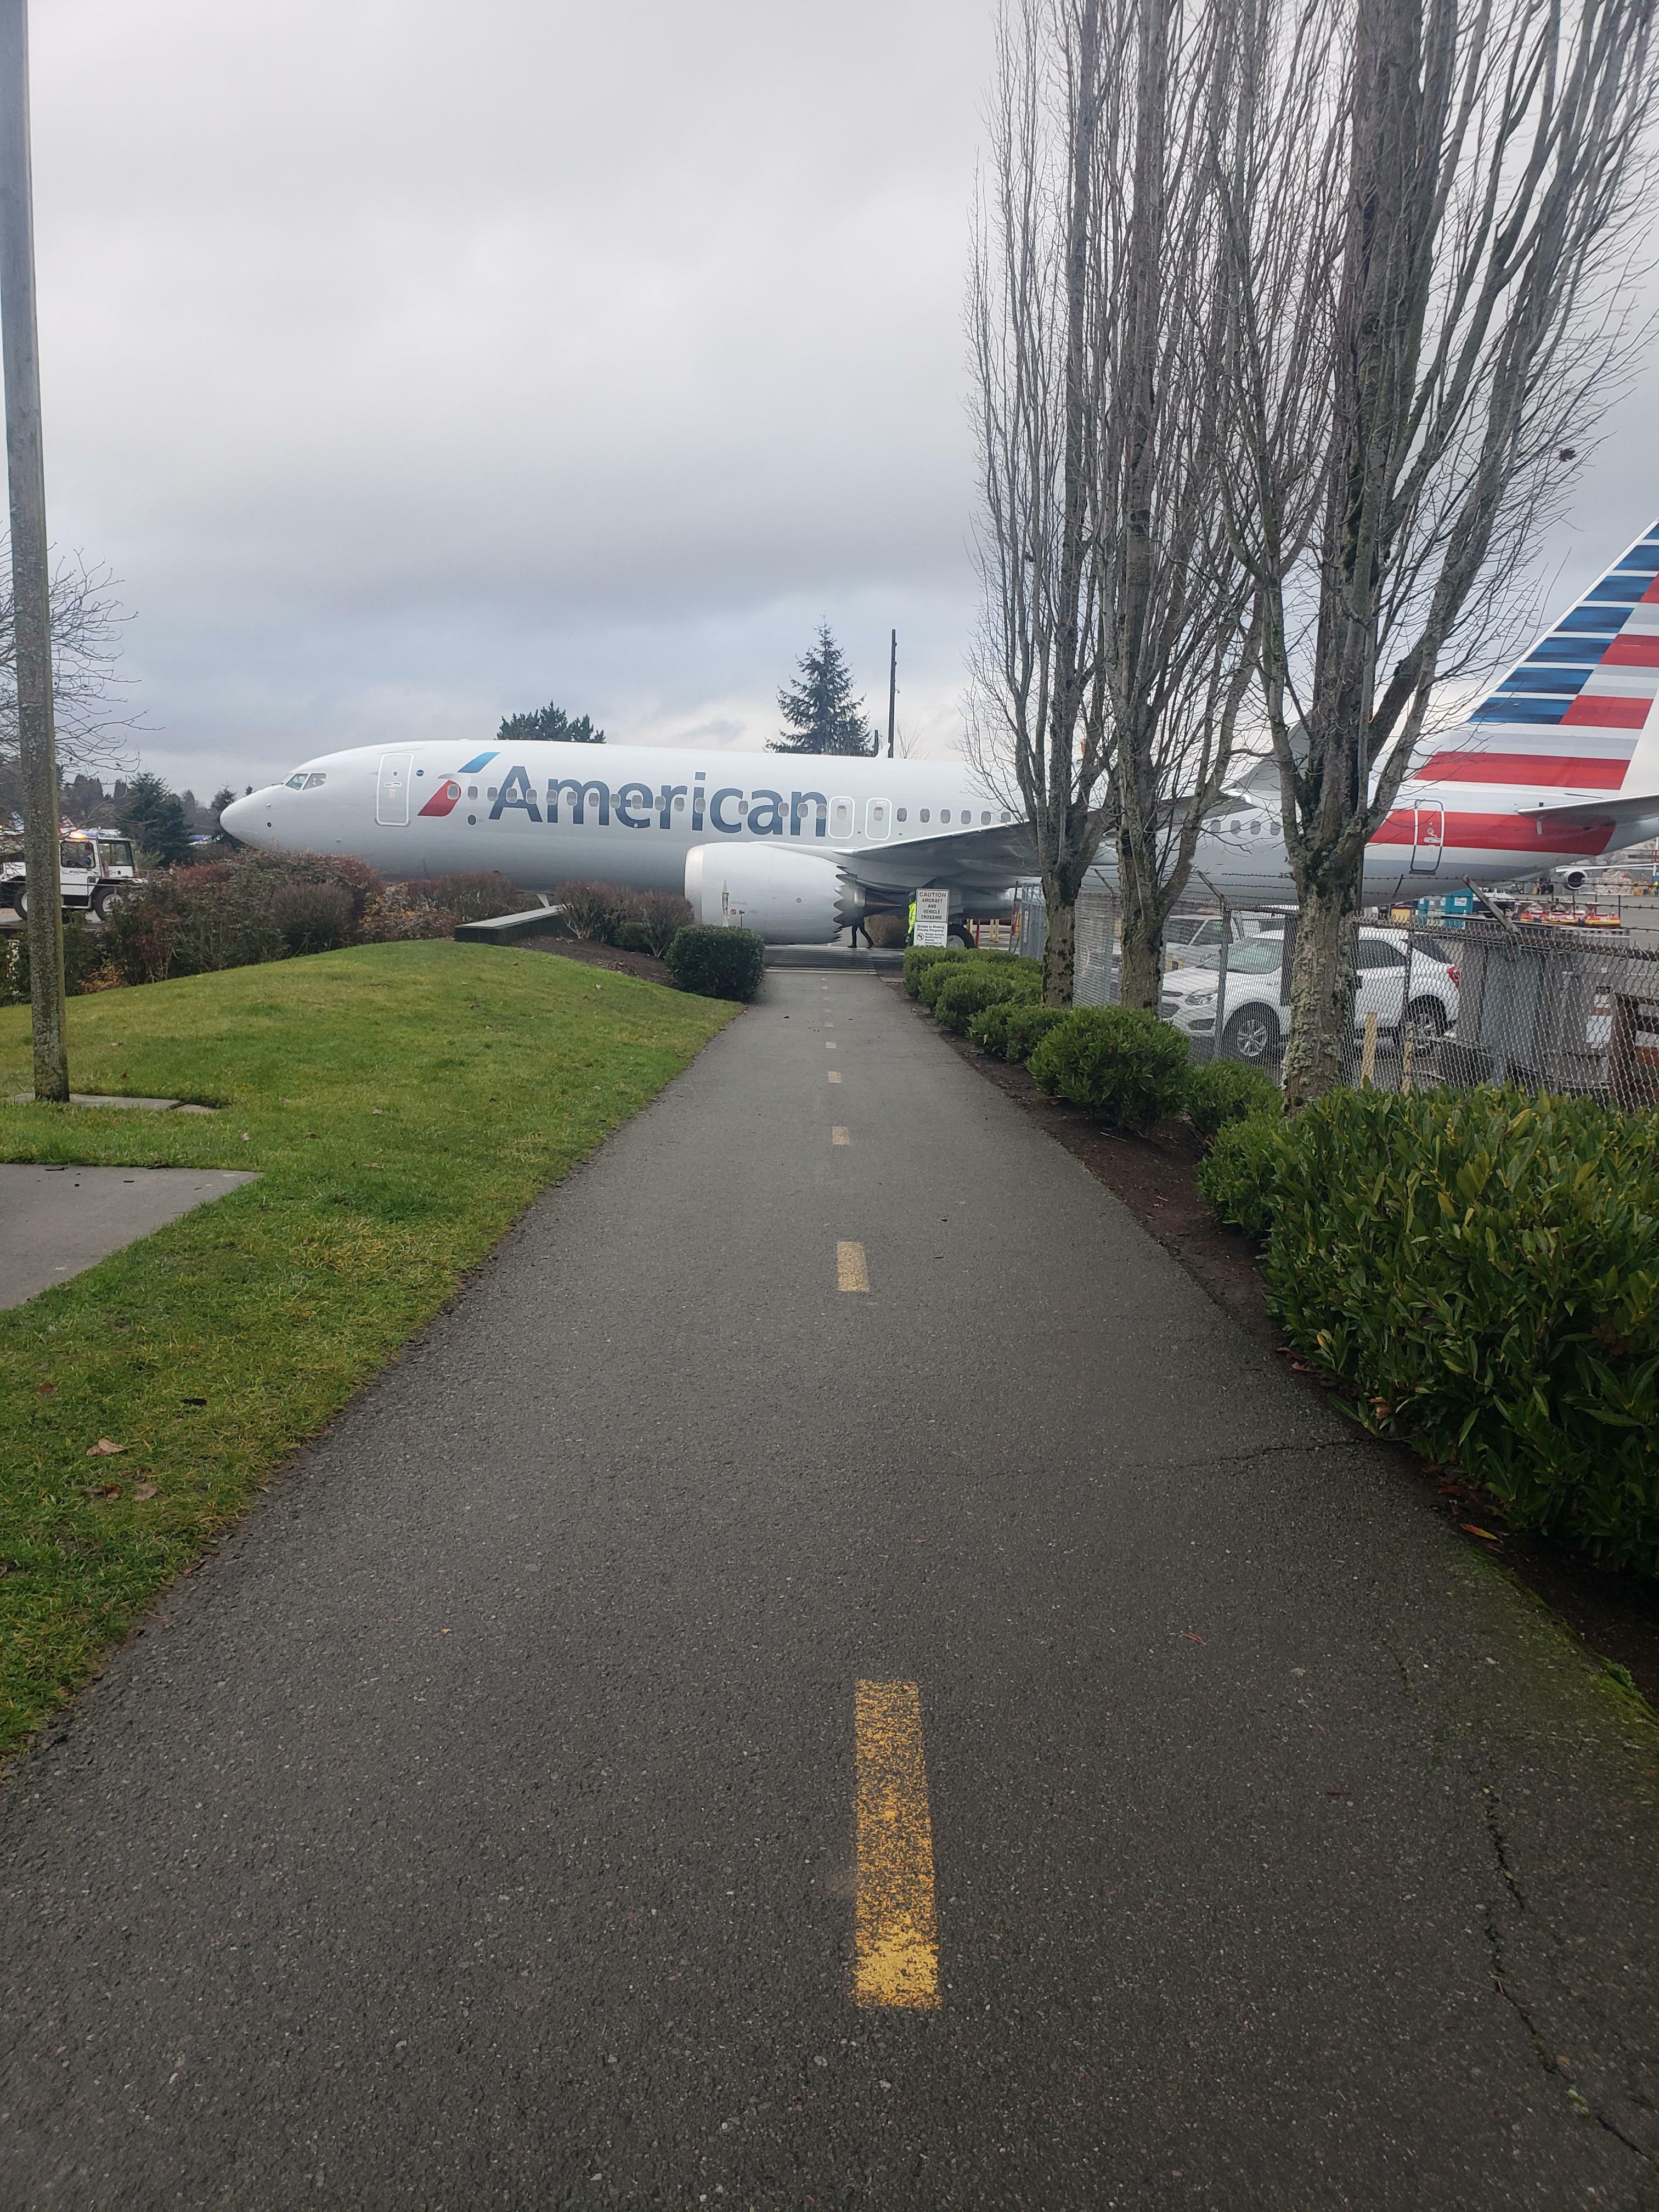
left=1009, top=882, right=1659, bottom=1106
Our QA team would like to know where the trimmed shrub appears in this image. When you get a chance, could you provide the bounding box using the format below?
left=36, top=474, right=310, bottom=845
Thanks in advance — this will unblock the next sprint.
left=631, top=888, right=695, bottom=957
left=903, top=945, right=970, bottom=997
left=917, top=951, right=1018, bottom=1010
left=664, top=924, right=765, bottom=1002
left=1261, top=1086, right=1659, bottom=1573
left=968, top=999, right=1019, bottom=1055
left=1001, top=1003, right=1069, bottom=1064
left=1184, top=1058, right=1282, bottom=1143
left=612, top=919, right=655, bottom=955
left=1197, top=1112, right=1294, bottom=1238
left=932, top=965, right=1039, bottom=1036
left=1026, top=1005, right=1190, bottom=1130
left=555, top=879, right=626, bottom=941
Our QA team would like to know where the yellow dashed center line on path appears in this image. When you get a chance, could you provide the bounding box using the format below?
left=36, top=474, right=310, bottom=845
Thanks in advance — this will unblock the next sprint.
left=832, top=1126, right=850, bottom=1145
left=828, top=1070, right=842, bottom=1084
left=836, top=1240, right=870, bottom=1293
left=853, top=1681, right=940, bottom=2009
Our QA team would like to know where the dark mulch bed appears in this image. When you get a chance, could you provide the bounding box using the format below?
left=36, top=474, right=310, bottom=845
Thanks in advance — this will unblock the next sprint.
left=896, top=980, right=1659, bottom=1707
left=517, top=936, right=673, bottom=987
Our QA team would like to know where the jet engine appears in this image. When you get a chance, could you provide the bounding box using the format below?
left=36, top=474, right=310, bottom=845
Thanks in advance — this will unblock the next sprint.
left=684, top=844, right=866, bottom=943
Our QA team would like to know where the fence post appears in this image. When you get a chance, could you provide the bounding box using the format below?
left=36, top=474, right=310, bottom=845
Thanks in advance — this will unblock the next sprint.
left=1213, top=895, right=1231, bottom=1057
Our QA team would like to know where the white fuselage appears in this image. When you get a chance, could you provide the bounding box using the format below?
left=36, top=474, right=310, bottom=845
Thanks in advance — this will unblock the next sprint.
left=219, top=732, right=1654, bottom=938
left=221, top=742, right=1017, bottom=901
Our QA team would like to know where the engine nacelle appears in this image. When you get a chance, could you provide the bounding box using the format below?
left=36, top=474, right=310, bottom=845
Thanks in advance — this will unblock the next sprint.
left=684, top=844, right=865, bottom=944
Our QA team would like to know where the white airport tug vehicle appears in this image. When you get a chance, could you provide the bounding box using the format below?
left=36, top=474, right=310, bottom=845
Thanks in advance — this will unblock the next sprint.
left=1, top=831, right=139, bottom=920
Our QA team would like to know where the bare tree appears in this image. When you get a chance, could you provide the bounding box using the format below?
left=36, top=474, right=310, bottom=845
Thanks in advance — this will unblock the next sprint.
left=970, top=0, right=1115, bottom=1005
left=1094, top=0, right=1260, bottom=1009
left=0, top=548, right=139, bottom=791
left=1218, top=0, right=1658, bottom=1105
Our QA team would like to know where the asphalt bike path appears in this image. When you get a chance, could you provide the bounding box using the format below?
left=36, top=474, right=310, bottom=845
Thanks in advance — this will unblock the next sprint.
left=2, top=970, right=1657, bottom=2208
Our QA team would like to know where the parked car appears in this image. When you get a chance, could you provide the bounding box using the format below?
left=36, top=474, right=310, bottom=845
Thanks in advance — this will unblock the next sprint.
left=1160, top=910, right=1289, bottom=967
left=1159, top=929, right=1460, bottom=1063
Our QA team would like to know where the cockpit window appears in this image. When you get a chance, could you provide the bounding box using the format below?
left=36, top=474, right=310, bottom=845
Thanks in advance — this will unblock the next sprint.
left=304, top=772, right=326, bottom=788
left=285, top=772, right=307, bottom=788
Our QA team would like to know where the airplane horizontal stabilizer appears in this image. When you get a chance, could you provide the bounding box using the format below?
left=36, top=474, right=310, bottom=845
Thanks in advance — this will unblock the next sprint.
left=1527, top=789, right=1659, bottom=832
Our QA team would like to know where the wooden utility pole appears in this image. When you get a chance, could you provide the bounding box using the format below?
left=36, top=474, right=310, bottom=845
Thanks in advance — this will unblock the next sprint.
left=886, top=629, right=896, bottom=759
left=0, top=0, right=65, bottom=1099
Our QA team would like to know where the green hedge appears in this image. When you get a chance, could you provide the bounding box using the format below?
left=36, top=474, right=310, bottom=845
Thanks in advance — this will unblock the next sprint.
left=664, top=925, right=766, bottom=1002
left=1, top=912, right=108, bottom=1003
left=932, top=966, right=1040, bottom=1036
left=1206, top=1086, right=1659, bottom=1575
left=1184, top=1058, right=1282, bottom=1142
left=968, top=999, right=1020, bottom=1055
left=1002, top=1005, right=1069, bottom=1064
left=1026, top=1005, right=1191, bottom=1131
left=1197, top=1113, right=1293, bottom=1237
left=904, top=946, right=970, bottom=997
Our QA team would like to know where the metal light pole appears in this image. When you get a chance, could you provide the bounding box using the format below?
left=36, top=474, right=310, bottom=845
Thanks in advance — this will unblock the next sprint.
left=0, top=0, right=65, bottom=1100
left=886, top=629, right=896, bottom=759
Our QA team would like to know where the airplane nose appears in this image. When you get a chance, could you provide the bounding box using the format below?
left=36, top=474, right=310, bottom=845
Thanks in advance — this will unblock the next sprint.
left=219, top=793, right=265, bottom=844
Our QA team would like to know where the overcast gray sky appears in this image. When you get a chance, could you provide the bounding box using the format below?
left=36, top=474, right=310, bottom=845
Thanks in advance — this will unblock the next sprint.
left=27, top=0, right=1659, bottom=795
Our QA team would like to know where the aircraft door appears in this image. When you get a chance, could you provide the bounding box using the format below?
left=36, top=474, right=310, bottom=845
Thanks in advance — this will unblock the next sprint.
left=865, top=797, right=891, bottom=840
left=376, top=754, right=413, bottom=826
left=1410, top=802, right=1444, bottom=874
left=830, top=796, right=855, bottom=840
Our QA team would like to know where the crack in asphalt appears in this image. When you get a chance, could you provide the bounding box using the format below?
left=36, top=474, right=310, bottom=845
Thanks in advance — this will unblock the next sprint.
left=1480, top=1791, right=1655, bottom=2170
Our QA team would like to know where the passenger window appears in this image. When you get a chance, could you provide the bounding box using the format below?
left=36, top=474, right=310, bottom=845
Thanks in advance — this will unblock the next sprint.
left=1000, top=811, right=1011, bottom=823
left=1229, top=819, right=1242, bottom=832
left=1250, top=820, right=1261, bottom=835
left=897, top=807, right=907, bottom=821
left=487, top=787, right=498, bottom=799
left=920, top=808, right=931, bottom=823
left=674, top=795, right=685, bottom=810
left=467, top=785, right=478, bottom=798
left=981, top=811, right=991, bottom=825
left=941, top=809, right=951, bottom=823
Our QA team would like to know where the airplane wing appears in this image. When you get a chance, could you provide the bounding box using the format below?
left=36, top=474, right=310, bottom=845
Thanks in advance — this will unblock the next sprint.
left=1527, top=790, right=1659, bottom=834
left=840, top=819, right=1040, bottom=894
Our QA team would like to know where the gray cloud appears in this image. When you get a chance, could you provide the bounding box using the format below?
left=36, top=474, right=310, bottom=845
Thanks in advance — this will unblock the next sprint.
left=23, top=0, right=1659, bottom=797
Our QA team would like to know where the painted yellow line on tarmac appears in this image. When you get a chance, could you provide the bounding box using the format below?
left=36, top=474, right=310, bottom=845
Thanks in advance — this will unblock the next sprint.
left=826, top=1042, right=837, bottom=1050
left=837, top=1240, right=870, bottom=1293
left=832, top=1126, right=850, bottom=1145
left=828, top=1070, right=842, bottom=1084
left=853, top=1680, right=940, bottom=2009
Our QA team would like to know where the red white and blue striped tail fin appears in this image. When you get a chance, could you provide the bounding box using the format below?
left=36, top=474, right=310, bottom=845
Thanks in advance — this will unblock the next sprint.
left=1416, top=522, right=1659, bottom=796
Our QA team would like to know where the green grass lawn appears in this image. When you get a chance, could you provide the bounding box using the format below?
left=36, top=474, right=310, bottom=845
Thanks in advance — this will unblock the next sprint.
left=0, top=941, right=735, bottom=1758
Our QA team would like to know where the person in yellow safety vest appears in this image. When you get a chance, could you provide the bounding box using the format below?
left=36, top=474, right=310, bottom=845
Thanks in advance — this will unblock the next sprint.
left=906, top=898, right=916, bottom=946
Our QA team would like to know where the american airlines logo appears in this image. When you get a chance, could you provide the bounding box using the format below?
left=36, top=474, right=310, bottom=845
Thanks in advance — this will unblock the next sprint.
left=419, top=759, right=835, bottom=837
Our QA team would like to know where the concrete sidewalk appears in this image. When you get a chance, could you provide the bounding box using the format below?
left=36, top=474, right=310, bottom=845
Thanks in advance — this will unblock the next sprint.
left=1, top=969, right=1656, bottom=2209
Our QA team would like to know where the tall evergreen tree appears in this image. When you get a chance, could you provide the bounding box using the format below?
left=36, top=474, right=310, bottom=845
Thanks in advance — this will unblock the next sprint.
left=118, top=770, right=194, bottom=866
left=496, top=700, right=605, bottom=744
left=211, top=786, right=242, bottom=849
left=770, top=625, right=877, bottom=754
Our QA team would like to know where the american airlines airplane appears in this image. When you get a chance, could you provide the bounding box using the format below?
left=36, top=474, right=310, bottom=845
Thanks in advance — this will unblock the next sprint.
left=222, top=523, right=1659, bottom=940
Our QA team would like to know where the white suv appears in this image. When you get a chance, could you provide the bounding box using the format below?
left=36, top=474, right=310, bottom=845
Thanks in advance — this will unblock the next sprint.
left=1160, top=929, right=1460, bottom=1064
